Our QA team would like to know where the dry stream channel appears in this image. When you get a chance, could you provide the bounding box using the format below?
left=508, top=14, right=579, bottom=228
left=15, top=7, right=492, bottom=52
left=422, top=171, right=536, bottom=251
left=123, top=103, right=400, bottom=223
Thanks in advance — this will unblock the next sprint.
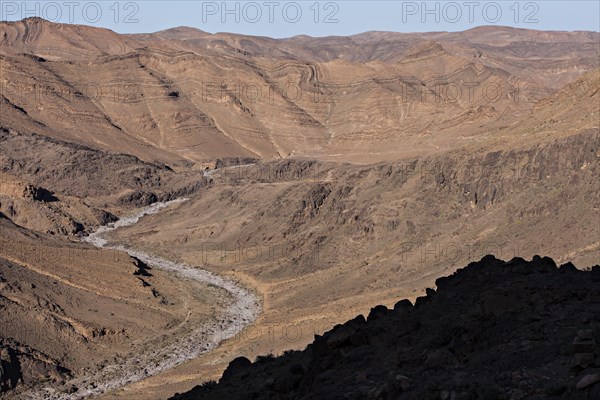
left=17, top=199, right=261, bottom=400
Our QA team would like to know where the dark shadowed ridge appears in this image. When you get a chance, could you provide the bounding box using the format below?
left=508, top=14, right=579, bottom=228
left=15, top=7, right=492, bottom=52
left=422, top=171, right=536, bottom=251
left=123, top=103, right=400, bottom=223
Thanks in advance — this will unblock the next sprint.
left=171, top=255, right=600, bottom=400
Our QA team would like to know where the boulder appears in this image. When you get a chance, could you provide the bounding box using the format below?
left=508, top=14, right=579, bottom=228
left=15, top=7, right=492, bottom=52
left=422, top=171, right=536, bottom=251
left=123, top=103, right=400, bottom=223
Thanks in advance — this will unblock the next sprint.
left=576, top=374, right=600, bottom=390
left=221, top=357, right=252, bottom=382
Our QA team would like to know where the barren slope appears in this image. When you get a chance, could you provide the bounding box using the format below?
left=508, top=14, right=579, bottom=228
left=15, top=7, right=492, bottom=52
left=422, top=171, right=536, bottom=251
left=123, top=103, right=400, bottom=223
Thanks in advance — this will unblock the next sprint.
left=2, top=19, right=598, bottom=164
left=0, top=212, right=230, bottom=397
left=0, top=18, right=598, bottom=399
left=98, top=71, right=599, bottom=399
left=171, top=255, right=600, bottom=400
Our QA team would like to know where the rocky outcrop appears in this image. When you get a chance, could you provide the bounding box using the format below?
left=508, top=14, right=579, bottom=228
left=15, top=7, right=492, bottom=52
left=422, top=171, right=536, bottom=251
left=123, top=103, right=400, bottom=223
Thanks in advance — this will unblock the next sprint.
left=0, top=128, right=202, bottom=203
left=0, top=338, right=70, bottom=393
left=171, top=256, right=600, bottom=400
left=215, top=158, right=258, bottom=169
left=0, top=129, right=208, bottom=234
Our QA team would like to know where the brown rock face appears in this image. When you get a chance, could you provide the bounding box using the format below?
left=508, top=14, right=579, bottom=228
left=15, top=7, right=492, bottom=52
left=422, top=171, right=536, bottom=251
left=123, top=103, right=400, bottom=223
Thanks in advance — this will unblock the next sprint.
left=0, top=17, right=598, bottom=400
left=171, top=256, right=600, bottom=400
left=1, top=19, right=598, bottom=165
left=0, top=338, right=70, bottom=392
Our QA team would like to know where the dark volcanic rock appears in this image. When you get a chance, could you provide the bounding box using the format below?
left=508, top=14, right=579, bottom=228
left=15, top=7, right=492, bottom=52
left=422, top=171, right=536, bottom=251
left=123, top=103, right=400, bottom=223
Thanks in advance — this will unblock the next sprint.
left=92, top=208, right=119, bottom=225
left=0, top=338, right=70, bottom=392
left=221, top=357, right=252, bottom=382
left=22, top=185, right=58, bottom=202
left=170, top=256, right=600, bottom=400
left=118, top=191, right=159, bottom=207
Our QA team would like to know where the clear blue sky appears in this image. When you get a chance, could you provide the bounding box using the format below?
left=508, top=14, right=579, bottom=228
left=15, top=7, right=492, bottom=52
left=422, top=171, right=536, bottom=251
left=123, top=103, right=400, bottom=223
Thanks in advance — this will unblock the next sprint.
left=1, top=1, right=599, bottom=37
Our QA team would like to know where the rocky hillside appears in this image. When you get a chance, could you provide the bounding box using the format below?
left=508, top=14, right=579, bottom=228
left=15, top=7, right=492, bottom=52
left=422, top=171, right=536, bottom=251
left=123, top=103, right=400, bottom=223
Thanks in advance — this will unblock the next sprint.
left=0, top=126, right=209, bottom=236
left=172, top=256, right=600, bottom=400
left=0, top=208, right=231, bottom=398
left=1, top=18, right=598, bottom=164
left=102, top=69, right=598, bottom=398
left=0, top=337, right=70, bottom=392
left=0, top=17, right=598, bottom=400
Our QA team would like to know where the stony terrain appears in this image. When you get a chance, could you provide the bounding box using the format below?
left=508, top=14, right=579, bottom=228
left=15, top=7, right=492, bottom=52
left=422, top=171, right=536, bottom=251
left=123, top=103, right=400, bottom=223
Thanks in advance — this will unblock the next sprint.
left=0, top=17, right=598, bottom=399
left=0, top=199, right=260, bottom=400
left=0, top=208, right=232, bottom=398
left=171, top=255, right=600, bottom=400
left=98, top=70, right=599, bottom=399
left=2, top=18, right=599, bottom=164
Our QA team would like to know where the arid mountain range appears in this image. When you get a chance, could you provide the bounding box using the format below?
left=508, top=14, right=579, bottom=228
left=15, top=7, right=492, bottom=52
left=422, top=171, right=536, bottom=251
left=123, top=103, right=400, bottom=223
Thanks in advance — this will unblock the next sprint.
left=2, top=18, right=599, bottom=163
left=0, top=17, right=599, bottom=399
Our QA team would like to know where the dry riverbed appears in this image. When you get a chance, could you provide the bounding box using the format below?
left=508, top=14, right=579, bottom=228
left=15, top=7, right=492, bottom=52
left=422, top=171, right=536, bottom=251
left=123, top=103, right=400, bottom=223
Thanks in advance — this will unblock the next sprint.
left=12, top=200, right=261, bottom=400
